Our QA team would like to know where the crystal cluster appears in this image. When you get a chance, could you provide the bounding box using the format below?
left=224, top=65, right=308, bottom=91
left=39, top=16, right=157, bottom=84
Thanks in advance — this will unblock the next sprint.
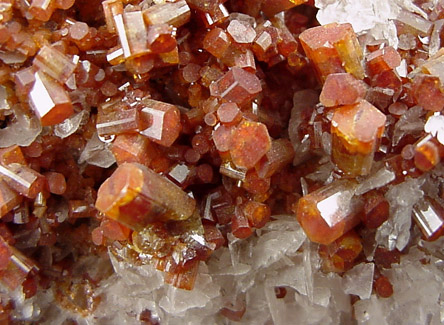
left=0, top=0, right=444, bottom=323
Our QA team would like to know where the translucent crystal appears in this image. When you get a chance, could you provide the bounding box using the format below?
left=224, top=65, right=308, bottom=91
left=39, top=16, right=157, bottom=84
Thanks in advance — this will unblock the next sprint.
left=230, top=120, right=271, bottom=169
left=28, top=71, right=74, bottom=126
left=33, top=45, right=77, bottom=84
left=0, top=163, right=45, bottom=199
left=116, top=11, right=150, bottom=59
left=342, top=262, right=375, bottom=300
left=299, top=23, right=364, bottom=83
left=412, top=74, right=444, bottom=112
left=147, top=24, right=177, bottom=54
left=315, top=0, right=400, bottom=48
left=376, top=177, right=423, bottom=251
left=96, top=105, right=140, bottom=137
left=95, top=162, right=196, bottom=231
left=355, top=167, right=396, bottom=196
left=54, top=110, right=88, bottom=139
left=139, top=98, right=181, bottom=147
left=0, top=105, right=42, bottom=148
left=413, top=197, right=444, bottom=241
left=424, top=114, right=444, bottom=145
left=295, top=180, right=361, bottom=245
left=209, top=67, right=262, bottom=107
left=0, top=180, right=21, bottom=217
left=227, top=19, right=256, bottom=44
left=396, top=10, right=432, bottom=36
left=331, top=100, right=386, bottom=176
left=102, top=0, right=123, bottom=33
left=142, top=0, right=190, bottom=27
left=78, top=132, right=116, bottom=168
left=320, top=73, right=367, bottom=107
left=261, top=0, right=308, bottom=17
left=111, top=133, right=155, bottom=166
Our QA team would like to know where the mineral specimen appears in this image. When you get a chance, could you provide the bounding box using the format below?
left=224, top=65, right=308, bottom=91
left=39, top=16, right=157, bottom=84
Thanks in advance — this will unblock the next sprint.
left=1, top=0, right=444, bottom=323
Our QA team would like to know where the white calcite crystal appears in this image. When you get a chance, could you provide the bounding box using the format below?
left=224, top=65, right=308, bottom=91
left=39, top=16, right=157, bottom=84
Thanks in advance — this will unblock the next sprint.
left=376, top=178, right=424, bottom=251
left=355, top=166, right=396, bottom=196
left=342, top=263, right=375, bottom=300
left=315, top=0, right=429, bottom=48
left=79, top=132, right=116, bottom=168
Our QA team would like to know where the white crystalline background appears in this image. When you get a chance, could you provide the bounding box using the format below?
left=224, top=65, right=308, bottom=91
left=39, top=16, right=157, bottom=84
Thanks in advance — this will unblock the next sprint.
left=8, top=1, right=444, bottom=324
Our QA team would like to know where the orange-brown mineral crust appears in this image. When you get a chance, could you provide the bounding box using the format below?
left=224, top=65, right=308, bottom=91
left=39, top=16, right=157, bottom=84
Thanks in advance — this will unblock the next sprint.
left=1, top=0, right=444, bottom=322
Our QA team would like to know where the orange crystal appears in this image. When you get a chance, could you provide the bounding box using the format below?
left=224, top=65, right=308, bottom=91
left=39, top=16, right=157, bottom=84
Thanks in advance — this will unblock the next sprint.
left=414, top=135, right=442, bottom=172
left=412, top=74, right=444, bottom=112
left=413, top=197, right=444, bottom=241
left=0, top=163, right=46, bottom=199
left=96, top=105, right=140, bottom=137
left=331, top=100, right=386, bottom=176
left=142, top=0, right=191, bottom=28
left=116, top=11, right=151, bottom=59
left=139, top=98, right=181, bottom=147
left=261, top=0, right=308, bottom=17
left=111, top=133, right=156, bottom=166
left=209, top=67, right=262, bottom=107
left=0, top=181, right=22, bottom=217
left=28, top=71, right=74, bottom=126
left=366, top=46, right=401, bottom=77
left=295, top=180, right=362, bottom=245
left=319, top=73, right=367, bottom=107
left=299, top=23, right=364, bottom=83
left=95, top=163, right=196, bottom=231
left=318, top=230, right=363, bottom=272
left=33, top=45, right=77, bottom=84
left=230, top=120, right=271, bottom=169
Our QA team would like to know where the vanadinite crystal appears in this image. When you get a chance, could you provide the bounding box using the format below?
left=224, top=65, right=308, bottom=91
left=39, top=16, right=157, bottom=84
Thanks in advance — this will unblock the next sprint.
left=299, top=22, right=365, bottom=83
left=294, top=180, right=362, bottom=245
left=2, top=0, right=444, bottom=323
left=95, top=162, right=195, bottom=230
left=331, top=100, right=387, bottom=176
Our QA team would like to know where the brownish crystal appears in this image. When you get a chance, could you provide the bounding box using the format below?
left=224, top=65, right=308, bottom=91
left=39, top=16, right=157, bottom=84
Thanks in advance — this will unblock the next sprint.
left=319, top=230, right=363, bottom=272
left=139, top=98, right=182, bottom=147
left=299, top=23, right=364, bottom=83
left=209, top=67, right=262, bottom=107
left=33, top=45, right=77, bottom=84
left=95, top=163, right=196, bottom=231
left=0, top=181, right=22, bottom=217
left=261, top=0, right=308, bottom=17
left=142, top=0, right=191, bottom=28
left=28, top=71, right=74, bottom=126
left=413, top=197, right=444, bottom=241
left=331, top=100, right=386, bottom=176
left=295, top=180, right=362, bottom=245
left=412, top=74, right=444, bottom=112
left=320, top=73, right=367, bottom=107
left=0, top=163, right=46, bottom=199
left=230, top=120, right=271, bottom=169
